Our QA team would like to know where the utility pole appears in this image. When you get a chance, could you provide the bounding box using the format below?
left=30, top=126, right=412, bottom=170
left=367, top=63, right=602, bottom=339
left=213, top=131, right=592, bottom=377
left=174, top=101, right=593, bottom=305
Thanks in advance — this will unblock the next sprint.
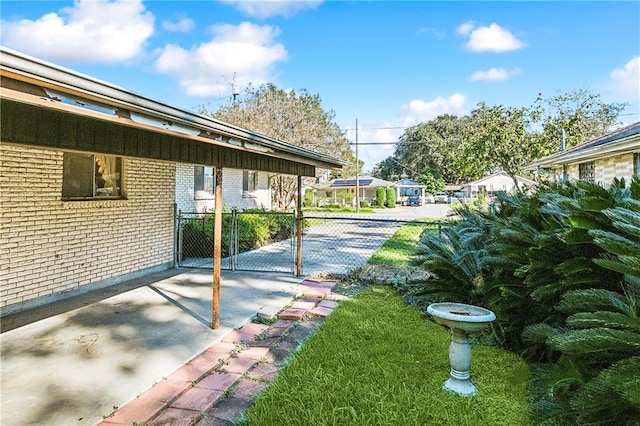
left=231, top=72, right=239, bottom=107
left=355, top=118, right=360, bottom=213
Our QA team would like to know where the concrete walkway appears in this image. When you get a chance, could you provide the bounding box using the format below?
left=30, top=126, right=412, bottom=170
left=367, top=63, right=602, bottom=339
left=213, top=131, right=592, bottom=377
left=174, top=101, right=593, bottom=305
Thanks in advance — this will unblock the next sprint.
left=100, top=280, right=340, bottom=425
left=0, top=269, right=304, bottom=426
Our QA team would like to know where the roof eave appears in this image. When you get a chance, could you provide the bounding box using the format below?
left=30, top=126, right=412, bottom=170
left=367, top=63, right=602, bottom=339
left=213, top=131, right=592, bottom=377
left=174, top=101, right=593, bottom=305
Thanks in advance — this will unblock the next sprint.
left=0, top=46, right=345, bottom=170
left=525, top=137, right=640, bottom=170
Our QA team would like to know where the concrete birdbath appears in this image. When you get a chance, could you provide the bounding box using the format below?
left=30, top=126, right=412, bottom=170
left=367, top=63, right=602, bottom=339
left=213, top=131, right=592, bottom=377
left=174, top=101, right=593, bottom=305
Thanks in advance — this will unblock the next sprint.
left=427, top=302, right=496, bottom=396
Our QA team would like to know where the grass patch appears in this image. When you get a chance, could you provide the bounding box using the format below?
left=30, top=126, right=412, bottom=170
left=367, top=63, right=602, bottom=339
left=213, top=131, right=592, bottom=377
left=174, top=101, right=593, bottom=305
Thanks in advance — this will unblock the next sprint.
left=244, top=286, right=531, bottom=425
left=303, top=206, right=375, bottom=213
left=368, top=222, right=437, bottom=267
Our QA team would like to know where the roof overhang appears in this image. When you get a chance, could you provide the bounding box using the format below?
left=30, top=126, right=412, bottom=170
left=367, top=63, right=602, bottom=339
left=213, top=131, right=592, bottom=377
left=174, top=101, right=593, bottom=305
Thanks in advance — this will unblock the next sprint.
left=0, top=47, right=345, bottom=175
left=524, top=128, right=640, bottom=171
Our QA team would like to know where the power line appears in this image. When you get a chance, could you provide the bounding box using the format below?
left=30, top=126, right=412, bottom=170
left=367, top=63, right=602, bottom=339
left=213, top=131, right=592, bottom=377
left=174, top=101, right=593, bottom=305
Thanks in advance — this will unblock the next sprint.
left=347, top=140, right=431, bottom=145
left=343, top=126, right=408, bottom=131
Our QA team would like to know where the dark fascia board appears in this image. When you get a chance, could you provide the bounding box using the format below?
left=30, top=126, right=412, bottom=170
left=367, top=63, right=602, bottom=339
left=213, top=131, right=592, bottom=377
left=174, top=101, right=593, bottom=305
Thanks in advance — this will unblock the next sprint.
left=0, top=46, right=345, bottom=170
left=525, top=122, right=640, bottom=170
left=1, top=91, right=320, bottom=176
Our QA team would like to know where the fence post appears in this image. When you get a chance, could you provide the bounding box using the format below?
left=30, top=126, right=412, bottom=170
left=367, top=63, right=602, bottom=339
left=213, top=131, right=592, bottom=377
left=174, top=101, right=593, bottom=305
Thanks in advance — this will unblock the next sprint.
left=296, top=175, right=303, bottom=276
left=173, top=204, right=178, bottom=268
left=212, top=168, right=223, bottom=329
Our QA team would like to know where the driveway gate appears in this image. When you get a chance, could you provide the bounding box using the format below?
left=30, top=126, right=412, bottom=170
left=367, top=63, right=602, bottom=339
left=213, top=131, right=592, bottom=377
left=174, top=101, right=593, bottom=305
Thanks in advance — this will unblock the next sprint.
left=176, top=210, right=297, bottom=273
left=176, top=211, right=441, bottom=275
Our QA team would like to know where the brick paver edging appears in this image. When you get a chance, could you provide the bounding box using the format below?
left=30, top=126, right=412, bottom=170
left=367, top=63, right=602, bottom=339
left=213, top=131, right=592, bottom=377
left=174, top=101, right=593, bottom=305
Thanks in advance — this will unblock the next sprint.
left=99, top=280, right=342, bottom=425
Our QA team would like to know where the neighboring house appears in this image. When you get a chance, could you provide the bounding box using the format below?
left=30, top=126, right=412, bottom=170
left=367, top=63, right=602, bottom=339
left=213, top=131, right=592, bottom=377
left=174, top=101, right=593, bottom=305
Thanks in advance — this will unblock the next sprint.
left=525, top=121, right=640, bottom=186
left=459, top=172, right=536, bottom=199
left=395, top=179, right=426, bottom=205
left=0, top=47, right=343, bottom=315
left=313, top=176, right=396, bottom=206
left=175, top=166, right=272, bottom=213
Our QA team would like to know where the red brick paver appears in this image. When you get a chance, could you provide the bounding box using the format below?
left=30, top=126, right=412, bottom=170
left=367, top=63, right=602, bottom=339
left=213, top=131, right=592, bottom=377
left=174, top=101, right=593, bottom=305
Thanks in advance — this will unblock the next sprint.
left=309, top=306, right=334, bottom=317
left=278, top=307, right=307, bottom=320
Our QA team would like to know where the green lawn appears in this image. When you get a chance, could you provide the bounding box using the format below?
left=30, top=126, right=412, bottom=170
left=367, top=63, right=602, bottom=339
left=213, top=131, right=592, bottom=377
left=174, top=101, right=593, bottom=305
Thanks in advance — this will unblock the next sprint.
left=368, top=222, right=437, bottom=267
left=243, top=286, right=531, bottom=425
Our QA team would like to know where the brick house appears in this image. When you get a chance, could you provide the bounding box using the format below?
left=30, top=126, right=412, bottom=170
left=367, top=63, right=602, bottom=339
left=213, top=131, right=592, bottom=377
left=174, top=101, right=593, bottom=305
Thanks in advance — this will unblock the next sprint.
left=175, top=165, right=272, bottom=213
left=0, top=47, right=342, bottom=315
left=525, top=121, right=640, bottom=185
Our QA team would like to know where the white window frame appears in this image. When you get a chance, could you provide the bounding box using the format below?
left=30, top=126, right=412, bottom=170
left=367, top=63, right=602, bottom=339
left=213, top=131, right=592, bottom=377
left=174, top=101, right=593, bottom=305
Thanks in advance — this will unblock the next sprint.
left=194, top=166, right=215, bottom=200
left=242, top=170, right=258, bottom=196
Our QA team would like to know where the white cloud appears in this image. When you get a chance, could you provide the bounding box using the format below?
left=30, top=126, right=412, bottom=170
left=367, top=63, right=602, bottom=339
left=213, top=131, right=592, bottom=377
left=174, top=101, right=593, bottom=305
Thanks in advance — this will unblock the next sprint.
left=611, top=56, right=640, bottom=99
left=469, top=67, right=521, bottom=82
left=418, top=26, right=445, bottom=40
left=162, top=15, right=194, bottom=33
left=0, top=0, right=154, bottom=63
left=154, top=22, right=287, bottom=97
left=460, top=22, right=526, bottom=53
left=220, top=0, right=323, bottom=19
left=348, top=94, right=470, bottom=172
left=400, top=94, right=469, bottom=127
left=456, top=20, right=475, bottom=36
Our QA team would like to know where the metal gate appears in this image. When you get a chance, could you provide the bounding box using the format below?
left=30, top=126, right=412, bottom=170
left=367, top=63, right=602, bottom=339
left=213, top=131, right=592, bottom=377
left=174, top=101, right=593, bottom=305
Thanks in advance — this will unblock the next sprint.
left=176, top=210, right=440, bottom=275
left=176, top=210, right=297, bottom=273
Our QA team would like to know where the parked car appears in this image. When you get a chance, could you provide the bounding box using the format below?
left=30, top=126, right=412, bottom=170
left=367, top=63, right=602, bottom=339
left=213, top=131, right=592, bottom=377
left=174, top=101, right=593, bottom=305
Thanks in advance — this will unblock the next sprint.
left=433, top=192, right=449, bottom=203
left=407, top=196, right=422, bottom=206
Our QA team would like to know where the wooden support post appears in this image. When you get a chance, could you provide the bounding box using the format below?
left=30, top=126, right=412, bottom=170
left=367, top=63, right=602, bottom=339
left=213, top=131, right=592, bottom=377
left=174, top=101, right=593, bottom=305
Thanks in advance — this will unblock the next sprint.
left=296, top=175, right=303, bottom=276
left=212, top=167, right=223, bottom=329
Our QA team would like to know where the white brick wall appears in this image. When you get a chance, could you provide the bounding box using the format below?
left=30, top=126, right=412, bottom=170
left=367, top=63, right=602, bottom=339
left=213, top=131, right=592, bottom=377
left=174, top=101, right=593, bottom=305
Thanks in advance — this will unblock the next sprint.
left=547, top=153, right=634, bottom=187
left=175, top=165, right=272, bottom=213
left=1, top=144, right=175, bottom=312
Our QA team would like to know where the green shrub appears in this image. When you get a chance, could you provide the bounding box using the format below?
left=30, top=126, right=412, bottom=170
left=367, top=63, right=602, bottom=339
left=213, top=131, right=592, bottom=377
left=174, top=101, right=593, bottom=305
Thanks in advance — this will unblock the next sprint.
left=302, top=188, right=316, bottom=208
left=181, top=210, right=295, bottom=257
left=385, top=187, right=396, bottom=207
left=402, top=176, right=640, bottom=424
left=375, top=187, right=385, bottom=207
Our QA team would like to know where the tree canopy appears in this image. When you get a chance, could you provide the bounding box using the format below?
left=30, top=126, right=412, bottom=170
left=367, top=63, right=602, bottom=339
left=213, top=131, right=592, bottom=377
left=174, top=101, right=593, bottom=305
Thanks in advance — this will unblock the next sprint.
left=372, top=89, right=627, bottom=187
left=198, top=83, right=357, bottom=209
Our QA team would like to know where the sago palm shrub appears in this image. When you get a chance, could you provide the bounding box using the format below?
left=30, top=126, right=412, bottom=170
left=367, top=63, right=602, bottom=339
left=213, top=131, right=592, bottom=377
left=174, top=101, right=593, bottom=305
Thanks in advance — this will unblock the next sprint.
left=490, top=179, right=631, bottom=359
left=527, top=178, right=640, bottom=425
left=406, top=207, right=490, bottom=311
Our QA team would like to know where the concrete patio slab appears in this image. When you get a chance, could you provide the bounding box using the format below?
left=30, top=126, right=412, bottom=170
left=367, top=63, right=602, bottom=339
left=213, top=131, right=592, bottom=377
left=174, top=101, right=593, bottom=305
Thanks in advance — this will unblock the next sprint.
left=0, top=268, right=301, bottom=426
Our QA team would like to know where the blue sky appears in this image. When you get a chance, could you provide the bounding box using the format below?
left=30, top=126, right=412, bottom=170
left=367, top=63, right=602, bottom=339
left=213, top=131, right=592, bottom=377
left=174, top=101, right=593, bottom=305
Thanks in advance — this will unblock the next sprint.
left=2, top=1, right=638, bottom=172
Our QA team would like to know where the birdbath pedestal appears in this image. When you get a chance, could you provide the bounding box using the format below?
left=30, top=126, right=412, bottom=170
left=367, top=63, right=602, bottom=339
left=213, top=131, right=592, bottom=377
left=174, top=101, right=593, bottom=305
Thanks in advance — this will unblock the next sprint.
left=427, top=302, right=496, bottom=396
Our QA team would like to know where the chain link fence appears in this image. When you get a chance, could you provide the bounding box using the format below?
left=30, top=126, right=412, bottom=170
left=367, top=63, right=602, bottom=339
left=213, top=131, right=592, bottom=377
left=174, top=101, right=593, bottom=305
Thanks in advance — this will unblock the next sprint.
left=176, top=210, right=296, bottom=273
left=177, top=211, right=443, bottom=275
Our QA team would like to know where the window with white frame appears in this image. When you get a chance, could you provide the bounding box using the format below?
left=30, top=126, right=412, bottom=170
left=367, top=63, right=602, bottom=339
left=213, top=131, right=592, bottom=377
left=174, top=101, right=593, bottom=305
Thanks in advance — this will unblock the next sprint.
left=242, top=170, right=258, bottom=193
left=194, top=166, right=214, bottom=198
left=579, top=161, right=596, bottom=182
left=634, top=153, right=640, bottom=177
left=62, top=152, right=123, bottom=199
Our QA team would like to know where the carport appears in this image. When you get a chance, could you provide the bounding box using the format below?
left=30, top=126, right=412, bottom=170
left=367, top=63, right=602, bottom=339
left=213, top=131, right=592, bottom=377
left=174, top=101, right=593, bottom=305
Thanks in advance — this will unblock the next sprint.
left=0, top=47, right=344, bottom=328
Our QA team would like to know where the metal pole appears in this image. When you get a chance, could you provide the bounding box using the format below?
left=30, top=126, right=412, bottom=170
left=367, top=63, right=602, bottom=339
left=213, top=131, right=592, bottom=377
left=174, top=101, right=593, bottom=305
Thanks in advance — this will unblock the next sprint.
left=355, top=118, right=360, bottom=213
left=296, top=175, right=303, bottom=276
left=212, top=167, right=223, bottom=329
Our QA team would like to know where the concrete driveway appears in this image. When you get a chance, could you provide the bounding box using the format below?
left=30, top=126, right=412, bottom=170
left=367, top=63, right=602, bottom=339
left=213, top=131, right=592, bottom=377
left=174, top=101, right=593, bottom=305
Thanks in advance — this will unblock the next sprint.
left=1, top=269, right=301, bottom=426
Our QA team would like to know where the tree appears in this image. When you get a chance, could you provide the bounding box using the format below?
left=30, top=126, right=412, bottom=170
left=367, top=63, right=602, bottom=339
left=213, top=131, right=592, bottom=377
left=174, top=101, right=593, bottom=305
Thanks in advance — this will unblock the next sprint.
left=418, top=167, right=445, bottom=195
left=372, top=114, right=479, bottom=185
left=373, top=89, right=626, bottom=189
left=537, top=88, right=627, bottom=151
left=469, top=102, right=544, bottom=189
left=394, top=114, right=478, bottom=185
left=370, top=157, right=405, bottom=182
left=199, top=83, right=356, bottom=210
